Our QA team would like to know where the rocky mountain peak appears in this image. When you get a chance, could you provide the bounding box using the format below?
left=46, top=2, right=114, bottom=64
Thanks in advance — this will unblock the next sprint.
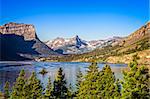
left=0, top=22, right=37, bottom=40
left=75, top=35, right=79, bottom=39
left=75, top=35, right=87, bottom=48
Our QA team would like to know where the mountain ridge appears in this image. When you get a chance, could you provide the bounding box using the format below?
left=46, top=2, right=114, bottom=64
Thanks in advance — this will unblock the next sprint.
left=45, top=35, right=123, bottom=54
left=0, top=22, right=149, bottom=63
left=54, top=22, right=150, bottom=64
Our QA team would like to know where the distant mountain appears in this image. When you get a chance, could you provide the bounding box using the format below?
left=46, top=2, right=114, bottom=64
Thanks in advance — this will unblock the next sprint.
left=89, top=36, right=123, bottom=48
left=46, top=35, right=93, bottom=54
left=59, top=22, right=150, bottom=64
left=0, top=22, right=59, bottom=61
left=45, top=35, right=123, bottom=54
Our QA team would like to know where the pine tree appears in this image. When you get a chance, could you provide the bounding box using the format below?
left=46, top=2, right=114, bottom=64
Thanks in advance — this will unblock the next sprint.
left=77, top=63, right=99, bottom=98
left=10, top=69, right=27, bottom=99
left=27, top=72, right=43, bottom=99
left=67, top=83, right=74, bottom=98
left=115, top=79, right=121, bottom=97
left=121, top=60, right=150, bottom=99
left=45, top=77, right=52, bottom=98
left=52, top=67, right=68, bottom=98
left=4, top=81, right=9, bottom=99
left=97, top=64, right=121, bottom=98
left=76, top=67, right=83, bottom=94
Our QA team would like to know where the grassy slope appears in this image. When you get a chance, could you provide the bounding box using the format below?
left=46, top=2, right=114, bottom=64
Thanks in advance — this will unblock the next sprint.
left=106, top=49, right=150, bottom=64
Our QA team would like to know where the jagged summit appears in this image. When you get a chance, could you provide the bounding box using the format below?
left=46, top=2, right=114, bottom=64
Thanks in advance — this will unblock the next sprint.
left=46, top=35, right=91, bottom=54
left=46, top=35, right=87, bottom=47
left=45, top=35, right=122, bottom=54
left=75, top=35, right=87, bottom=48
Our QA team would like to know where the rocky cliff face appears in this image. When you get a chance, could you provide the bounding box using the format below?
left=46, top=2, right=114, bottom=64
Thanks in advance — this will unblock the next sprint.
left=0, top=22, right=59, bottom=61
left=0, top=22, right=37, bottom=40
left=120, top=22, right=150, bottom=46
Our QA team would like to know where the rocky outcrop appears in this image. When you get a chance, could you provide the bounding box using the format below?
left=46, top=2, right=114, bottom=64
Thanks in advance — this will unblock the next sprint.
left=0, top=22, right=37, bottom=40
left=120, top=22, right=150, bottom=46
left=0, top=22, right=59, bottom=61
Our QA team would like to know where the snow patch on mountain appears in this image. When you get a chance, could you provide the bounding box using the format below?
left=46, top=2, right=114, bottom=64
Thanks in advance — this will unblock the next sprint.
left=45, top=35, right=123, bottom=54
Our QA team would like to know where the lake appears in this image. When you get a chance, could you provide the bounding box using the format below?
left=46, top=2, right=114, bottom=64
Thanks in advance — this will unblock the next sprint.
left=0, top=61, right=127, bottom=92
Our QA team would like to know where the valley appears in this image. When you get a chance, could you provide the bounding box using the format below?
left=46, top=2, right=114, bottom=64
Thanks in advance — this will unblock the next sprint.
left=42, top=22, right=150, bottom=64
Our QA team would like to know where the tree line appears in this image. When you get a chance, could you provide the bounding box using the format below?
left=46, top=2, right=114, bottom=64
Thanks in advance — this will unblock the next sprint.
left=2, top=59, right=150, bottom=99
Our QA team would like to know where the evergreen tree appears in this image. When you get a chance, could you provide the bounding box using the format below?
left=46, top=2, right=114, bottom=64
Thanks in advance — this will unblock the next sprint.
left=121, top=61, right=150, bottom=99
left=45, top=77, right=52, bottom=98
left=10, top=69, right=27, bottom=99
left=52, top=67, right=68, bottom=98
left=76, top=67, right=83, bottom=94
left=115, top=79, right=121, bottom=97
left=4, top=81, right=9, bottom=99
left=27, top=72, right=43, bottom=99
left=97, top=64, right=121, bottom=98
left=77, top=63, right=99, bottom=98
left=67, top=83, right=74, bottom=98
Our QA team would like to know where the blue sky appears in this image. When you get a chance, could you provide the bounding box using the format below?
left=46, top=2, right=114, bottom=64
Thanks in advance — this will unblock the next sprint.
left=1, top=0, right=149, bottom=41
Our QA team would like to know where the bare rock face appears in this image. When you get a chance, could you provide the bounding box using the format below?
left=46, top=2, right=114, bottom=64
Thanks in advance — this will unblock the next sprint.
left=0, top=22, right=37, bottom=40
left=121, top=22, right=150, bottom=46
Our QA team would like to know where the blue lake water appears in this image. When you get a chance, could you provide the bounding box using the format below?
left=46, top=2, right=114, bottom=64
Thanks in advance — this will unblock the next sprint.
left=0, top=61, right=127, bottom=92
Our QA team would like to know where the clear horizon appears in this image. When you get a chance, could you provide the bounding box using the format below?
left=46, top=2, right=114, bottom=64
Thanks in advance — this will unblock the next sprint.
left=1, top=0, right=149, bottom=41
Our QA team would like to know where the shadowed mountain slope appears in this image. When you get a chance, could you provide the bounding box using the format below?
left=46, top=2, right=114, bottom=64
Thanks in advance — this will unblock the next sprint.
left=0, top=22, right=60, bottom=61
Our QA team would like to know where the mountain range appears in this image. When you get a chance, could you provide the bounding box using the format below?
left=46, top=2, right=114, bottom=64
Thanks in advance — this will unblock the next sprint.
left=58, top=22, right=150, bottom=64
left=0, top=22, right=149, bottom=63
left=45, top=35, right=123, bottom=54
